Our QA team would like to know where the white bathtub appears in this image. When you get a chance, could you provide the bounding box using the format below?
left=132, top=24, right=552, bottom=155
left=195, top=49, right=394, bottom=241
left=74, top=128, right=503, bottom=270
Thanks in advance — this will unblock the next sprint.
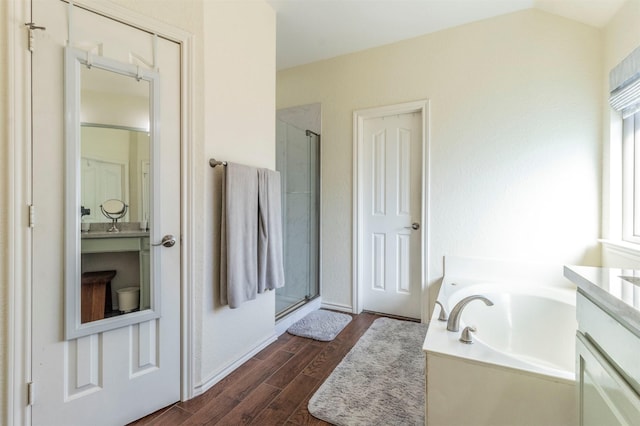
left=443, top=280, right=576, bottom=379
left=424, top=259, right=578, bottom=426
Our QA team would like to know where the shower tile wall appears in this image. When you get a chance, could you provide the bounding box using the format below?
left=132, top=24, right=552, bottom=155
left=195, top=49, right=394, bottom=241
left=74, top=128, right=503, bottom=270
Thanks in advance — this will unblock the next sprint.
left=286, top=194, right=310, bottom=292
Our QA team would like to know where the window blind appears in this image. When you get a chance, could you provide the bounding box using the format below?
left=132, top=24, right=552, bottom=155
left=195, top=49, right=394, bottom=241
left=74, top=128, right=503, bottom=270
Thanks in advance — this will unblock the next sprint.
left=610, top=45, right=640, bottom=118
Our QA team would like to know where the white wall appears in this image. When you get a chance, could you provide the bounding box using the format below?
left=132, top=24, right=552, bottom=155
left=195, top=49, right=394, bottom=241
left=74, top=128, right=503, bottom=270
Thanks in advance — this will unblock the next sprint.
left=603, top=0, right=640, bottom=71
left=81, top=90, right=149, bottom=130
left=277, top=9, right=602, bottom=313
left=111, top=0, right=277, bottom=394
left=198, top=0, right=276, bottom=390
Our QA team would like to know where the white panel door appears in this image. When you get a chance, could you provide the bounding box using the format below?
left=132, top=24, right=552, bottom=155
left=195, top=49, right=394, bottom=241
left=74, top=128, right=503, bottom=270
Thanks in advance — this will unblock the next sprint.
left=362, top=112, right=422, bottom=318
left=82, top=158, right=127, bottom=223
left=31, top=1, right=181, bottom=424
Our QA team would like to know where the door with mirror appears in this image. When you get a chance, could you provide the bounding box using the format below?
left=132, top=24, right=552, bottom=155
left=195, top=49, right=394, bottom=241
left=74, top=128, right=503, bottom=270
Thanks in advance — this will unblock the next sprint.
left=31, top=1, right=181, bottom=424
left=64, top=46, right=165, bottom=337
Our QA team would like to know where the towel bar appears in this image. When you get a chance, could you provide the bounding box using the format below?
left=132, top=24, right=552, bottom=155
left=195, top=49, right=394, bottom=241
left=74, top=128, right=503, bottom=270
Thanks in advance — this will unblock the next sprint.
left=209, top=158, right=227, bottom=168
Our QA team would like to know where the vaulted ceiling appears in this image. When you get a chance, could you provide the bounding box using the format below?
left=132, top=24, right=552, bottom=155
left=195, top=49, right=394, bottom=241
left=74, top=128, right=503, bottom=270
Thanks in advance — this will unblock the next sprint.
left=267, top=0, right=626, bottom=70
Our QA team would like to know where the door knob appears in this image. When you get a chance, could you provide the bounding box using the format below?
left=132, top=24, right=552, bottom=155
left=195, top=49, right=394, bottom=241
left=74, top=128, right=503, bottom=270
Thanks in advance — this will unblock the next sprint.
left=404, top=223, right=420, bottom=231
left=152, top=234, right=176, bottom=247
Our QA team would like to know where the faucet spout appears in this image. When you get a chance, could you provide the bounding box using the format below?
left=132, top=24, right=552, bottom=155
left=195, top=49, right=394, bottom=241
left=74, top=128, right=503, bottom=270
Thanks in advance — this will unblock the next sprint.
left=446, top=295, right=494, bottom=332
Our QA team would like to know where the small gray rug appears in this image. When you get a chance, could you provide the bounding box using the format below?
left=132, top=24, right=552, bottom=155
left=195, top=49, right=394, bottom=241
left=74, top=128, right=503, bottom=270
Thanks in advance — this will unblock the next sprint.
left=287, top=309, right=352, bottom=341
left=308, top=317, right=428, bottom=425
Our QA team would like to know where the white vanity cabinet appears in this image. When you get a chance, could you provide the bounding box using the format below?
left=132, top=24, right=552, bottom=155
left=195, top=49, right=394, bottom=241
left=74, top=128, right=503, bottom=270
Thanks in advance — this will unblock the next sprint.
left=565, top=266, right=640, bottom=426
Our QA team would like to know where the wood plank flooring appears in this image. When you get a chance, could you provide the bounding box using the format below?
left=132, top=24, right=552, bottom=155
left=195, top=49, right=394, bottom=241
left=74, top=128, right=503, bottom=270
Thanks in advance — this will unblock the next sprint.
left=130, top=312, right=380, bottom=426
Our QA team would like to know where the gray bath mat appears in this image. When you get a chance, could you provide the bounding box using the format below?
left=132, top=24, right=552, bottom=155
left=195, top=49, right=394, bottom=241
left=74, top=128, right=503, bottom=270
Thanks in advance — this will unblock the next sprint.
left=308, top=317, right=428, bottom=425
left=287, top=309, right=352, bottom=341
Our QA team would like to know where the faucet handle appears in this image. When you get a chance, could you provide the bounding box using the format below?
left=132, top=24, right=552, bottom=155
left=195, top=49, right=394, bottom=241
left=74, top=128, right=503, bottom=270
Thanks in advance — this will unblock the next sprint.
left=434, top=301, right=448, bottom=321
left=459, top=326, right=476, bottom=344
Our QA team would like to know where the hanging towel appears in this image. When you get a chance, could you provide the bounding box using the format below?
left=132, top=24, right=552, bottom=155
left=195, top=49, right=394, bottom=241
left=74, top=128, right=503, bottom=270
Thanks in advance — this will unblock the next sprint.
left=257, top=168, right=285, bottom=293
left=220, top=162, right=259, bottom=308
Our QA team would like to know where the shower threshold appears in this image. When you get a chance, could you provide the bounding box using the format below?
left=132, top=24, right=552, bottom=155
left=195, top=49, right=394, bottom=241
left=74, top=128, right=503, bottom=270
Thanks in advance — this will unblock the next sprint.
left=275, top=294, right=320, bottom=321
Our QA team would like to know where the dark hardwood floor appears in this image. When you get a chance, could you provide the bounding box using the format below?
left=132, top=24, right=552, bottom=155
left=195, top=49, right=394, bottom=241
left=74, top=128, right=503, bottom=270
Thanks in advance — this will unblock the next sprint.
left=129, top=312, right=380, bottom=426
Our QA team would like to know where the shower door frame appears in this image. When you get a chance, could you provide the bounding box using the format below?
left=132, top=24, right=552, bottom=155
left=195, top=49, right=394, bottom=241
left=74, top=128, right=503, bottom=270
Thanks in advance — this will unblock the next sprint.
left=275, top=124, right=322, bottom=319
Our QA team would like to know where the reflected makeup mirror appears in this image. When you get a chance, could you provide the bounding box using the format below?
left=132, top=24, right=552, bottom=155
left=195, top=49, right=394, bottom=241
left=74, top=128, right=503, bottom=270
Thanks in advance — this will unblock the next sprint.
left=65, top=47, right=161, bottom=339
left=100, top=199, right=128, bottom=232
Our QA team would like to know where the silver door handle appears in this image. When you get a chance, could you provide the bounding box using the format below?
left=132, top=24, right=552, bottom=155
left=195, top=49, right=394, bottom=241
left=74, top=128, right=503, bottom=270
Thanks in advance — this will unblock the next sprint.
left=404, top=223, right=420, bottom=231
left=152, top=234, right=176, bottom=247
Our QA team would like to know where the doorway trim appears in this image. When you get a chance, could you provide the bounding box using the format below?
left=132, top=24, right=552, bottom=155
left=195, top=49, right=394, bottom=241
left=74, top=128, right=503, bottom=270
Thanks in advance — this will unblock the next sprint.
left=5, top=0, right=33, bottom=424
left=6, top=0, right=195, bottom=423
left=352, top=100, right=430, bottom=322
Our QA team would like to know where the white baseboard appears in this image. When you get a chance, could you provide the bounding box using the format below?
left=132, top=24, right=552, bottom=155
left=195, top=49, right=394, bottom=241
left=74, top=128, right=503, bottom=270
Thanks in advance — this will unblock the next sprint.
left=321, top=301, right=354, bottom=313
left=274, top=297, right=322, bottom=336
left=192, top=297, right=335, bottom=397
left=192, top=332, right=277, bottom=397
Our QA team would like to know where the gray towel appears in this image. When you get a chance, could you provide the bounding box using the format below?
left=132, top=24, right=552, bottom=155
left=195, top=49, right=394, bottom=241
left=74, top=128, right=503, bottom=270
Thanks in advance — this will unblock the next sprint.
left=220, top=162, right=258, bottom=308
left=257, top=168, right=285, bottom=292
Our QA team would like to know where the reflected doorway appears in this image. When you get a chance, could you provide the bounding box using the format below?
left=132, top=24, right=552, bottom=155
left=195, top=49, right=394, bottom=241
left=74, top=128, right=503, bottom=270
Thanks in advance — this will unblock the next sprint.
left=275, top=104, right=321, bottom=319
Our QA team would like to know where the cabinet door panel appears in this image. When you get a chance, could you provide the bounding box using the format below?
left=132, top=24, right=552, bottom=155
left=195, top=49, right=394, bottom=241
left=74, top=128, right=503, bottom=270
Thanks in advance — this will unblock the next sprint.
left=577, top=292, right=640, bottom=393
left=577, top=332, right=640, bottom=425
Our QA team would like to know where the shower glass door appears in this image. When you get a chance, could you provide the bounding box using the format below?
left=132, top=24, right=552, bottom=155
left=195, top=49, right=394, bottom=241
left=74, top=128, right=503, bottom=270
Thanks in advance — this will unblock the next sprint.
left=275, top=118, right=320, bottom=318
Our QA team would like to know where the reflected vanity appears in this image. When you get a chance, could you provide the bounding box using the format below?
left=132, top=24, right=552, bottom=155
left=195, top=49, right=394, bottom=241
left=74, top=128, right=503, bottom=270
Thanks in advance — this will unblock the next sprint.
left=65, top=47, right=161, bottom=339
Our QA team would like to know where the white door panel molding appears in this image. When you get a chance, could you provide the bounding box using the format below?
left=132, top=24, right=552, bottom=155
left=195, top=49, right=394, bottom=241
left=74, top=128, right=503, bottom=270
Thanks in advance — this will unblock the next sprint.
left=353, top=100, right=430, bottom=321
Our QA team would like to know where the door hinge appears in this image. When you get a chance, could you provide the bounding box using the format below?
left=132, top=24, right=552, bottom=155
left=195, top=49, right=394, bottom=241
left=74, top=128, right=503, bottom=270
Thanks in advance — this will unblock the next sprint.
left=28, top=204, right=35, bottom=228
left=25, top=22, right=46, bottom=52
left=27, top=382, right=34, bottom=406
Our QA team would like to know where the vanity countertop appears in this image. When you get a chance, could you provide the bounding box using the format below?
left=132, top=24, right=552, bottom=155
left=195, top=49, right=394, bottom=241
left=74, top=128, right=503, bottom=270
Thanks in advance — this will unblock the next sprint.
left=82, top=230, right=149, bottom=239
left=564, top=265, right=640, bottom=334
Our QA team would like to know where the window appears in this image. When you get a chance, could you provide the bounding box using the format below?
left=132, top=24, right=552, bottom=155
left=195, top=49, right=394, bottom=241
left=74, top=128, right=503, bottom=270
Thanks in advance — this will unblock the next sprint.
left=611, top=45, right=640, bottom=244
left=623, top=111, right=640, bottom=243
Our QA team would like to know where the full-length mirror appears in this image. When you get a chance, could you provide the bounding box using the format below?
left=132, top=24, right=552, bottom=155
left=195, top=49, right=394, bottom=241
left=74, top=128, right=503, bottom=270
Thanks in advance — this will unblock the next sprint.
left=65, top=47, right=161, bottom=339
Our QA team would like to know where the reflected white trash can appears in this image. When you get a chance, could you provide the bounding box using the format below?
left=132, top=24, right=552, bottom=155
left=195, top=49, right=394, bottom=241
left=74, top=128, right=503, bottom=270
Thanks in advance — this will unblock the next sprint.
left=117, top=286, right=140, bottom=313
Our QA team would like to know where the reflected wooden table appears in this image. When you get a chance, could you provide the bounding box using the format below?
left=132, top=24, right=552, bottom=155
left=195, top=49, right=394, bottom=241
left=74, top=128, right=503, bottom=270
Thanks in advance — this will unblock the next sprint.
left=81, top=270, right=116, bottom=323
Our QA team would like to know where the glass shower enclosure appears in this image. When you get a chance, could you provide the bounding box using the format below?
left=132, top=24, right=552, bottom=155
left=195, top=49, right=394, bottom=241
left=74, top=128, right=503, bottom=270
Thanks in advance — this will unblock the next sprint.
left=275, top=117, right=320, bottom=319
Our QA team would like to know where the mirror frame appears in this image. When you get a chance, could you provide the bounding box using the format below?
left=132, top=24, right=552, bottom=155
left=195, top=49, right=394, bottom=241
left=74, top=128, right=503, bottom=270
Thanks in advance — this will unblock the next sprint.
left=64, top=47, right=162, bottom=339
